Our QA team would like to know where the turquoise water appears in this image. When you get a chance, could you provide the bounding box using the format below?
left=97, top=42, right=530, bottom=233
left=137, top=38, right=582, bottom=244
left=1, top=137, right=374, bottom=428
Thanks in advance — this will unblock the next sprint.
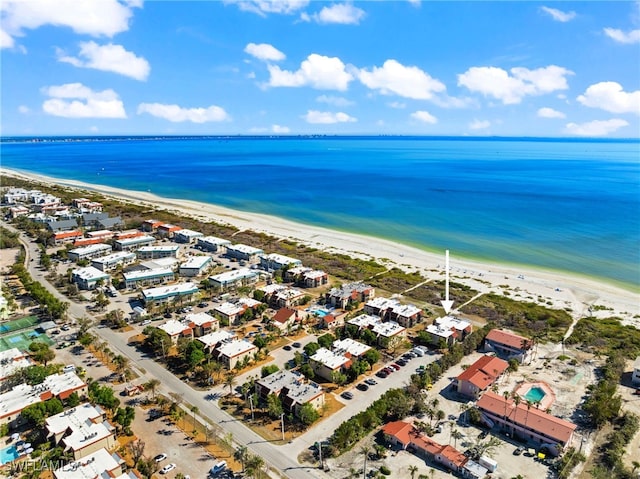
left=0, top=445, right=19, bottom=465
left=2, top=136, right=638, bottom=288
left=524, top=386, right=546, bottom=403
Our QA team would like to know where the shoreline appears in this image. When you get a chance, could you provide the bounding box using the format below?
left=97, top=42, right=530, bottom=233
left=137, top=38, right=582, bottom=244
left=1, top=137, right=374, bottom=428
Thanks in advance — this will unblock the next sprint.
left=2, top=167, right=639, bottom=328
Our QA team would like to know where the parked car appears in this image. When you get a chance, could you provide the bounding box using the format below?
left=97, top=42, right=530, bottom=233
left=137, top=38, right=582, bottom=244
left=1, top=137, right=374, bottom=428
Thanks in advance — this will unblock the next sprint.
left=478, top=430, right=489, bottom=439
left=292, top=342, right=301, bottom=348
left=160, top=463, right=176, bottom=474
left=341, top=391, right=354, bottom=400
left=514, top=447, right=524, bottom=456
left=365, top=378, right=377, bottom=386
left=154, top=453, right=167, bottom=463
left=198, top=302, right=209, bottom=308
left=283, top=345, right=292, bottom=351
left=356, top=383, right=369, bottom=391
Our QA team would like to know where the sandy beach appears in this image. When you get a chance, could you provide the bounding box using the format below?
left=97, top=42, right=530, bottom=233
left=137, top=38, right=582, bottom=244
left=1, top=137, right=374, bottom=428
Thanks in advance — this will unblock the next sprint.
left=3, top=167, right=639, bottom=329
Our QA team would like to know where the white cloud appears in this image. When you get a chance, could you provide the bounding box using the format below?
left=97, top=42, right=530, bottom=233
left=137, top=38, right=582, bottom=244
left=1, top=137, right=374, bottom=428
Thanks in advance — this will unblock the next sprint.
left=537, top=107, right=566, bottom=119
left=227, top=0, right=308, bottom=16
left=603, top=28, right=640, bottom=44
left=244, top=43, right=285, bottom=61
left=577, top=82, right=640, bottom=114
left=303, top=110, right=356, bottom=124
left=304, top=3, right=365, bottom=25
left=1, top=0, right=140, bottom=46
left=565, top=119, right=629, bottom=136
left=407, top=0, right=421, bottom=6
left=18, top=105, right=30, bottom=114
left=457, top=65, right=573, bottom=104
left=272, top=124, right=290, bottom=133
left=469, top=119, right=491, bottom=130
left=410, top=110, right=437, bottom=124
left=0, top=27, right=14, bottom=49
left=89, top=126, right=99, bottom=132
left=57, top=41, right=150, bottom=81
left=358, top=59, right=445, bottom=100
left=41, top=82, right=127, bottom=119
left=388, top=101, right=406, bottom=109
left=137, top=103, right=229, bottom=123
left=540, top=6, right=576, bottom=22
left=316, top=95, right=354, bottom=107
left=267, top=54, right=353, bottom=90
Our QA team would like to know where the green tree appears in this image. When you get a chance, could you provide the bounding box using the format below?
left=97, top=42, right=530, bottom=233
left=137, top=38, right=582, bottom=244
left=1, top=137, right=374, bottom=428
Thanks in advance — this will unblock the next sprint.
left=145, top=378, right=161, bottom=399
left=267, top=393, right=283, bottom=419
left=317, top=333, right=335, bottom=349
left=298, top=402, right=320, bottom=427
left=114, top=406, right=136, bottom=435
left=28, top=341, right=55, bottom=365
left=261, top=364, right=279, bottom=377
left=234, top=445, right=249, bottom=473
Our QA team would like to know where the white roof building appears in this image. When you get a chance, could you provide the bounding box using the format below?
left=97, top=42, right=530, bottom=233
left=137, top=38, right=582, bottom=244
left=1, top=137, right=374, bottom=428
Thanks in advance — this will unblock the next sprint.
left=332, top=338, right=371, bottom=358
left=141, top=282, right=199, bottom=303
left=179, top=256, right=213, bottom=276
left=434, top=315, right=472, bottom=333
left=72, top=267, right=111, bottom=290
left=259, top=253, right=302, bottom=270
left=53, top=448, right=129, bottom=479
left=209, top=268, right=258, bottom=288
left=214, top=302, right=245, bottom=318
left=158, top=319, right=192, bottom=338
left=91, top=251, right=136, bottom=271
left=347, top=313, right=381, bottom=328
left=310, top=348, right=351, bottom=371
left=197, top=330, right=236, bottom=351
left=68, top=243, right=112, bottom=260
left=216, top=339, right=256, bottom=358
left=123, top=268, right=175, bottom=282
left=46, top=403, right=114, bottom=455
left=237, top=297, right=262, bottom=308
left=0, top=348, right=33, bottom=381
left=197, top=236, right=231, bottom=251
left=185, top=312, right=217, bottom=328
left=174, top=229, right=204, bottom=243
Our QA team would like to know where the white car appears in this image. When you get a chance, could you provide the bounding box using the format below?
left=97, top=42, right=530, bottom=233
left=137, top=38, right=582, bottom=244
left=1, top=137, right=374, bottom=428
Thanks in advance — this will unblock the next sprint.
left=154, top=453, right=167, bottom=463
left=160, top=463, right=176, bottom=474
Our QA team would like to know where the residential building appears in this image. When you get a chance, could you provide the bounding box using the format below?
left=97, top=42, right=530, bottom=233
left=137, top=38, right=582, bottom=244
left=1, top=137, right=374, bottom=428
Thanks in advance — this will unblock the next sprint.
left=476, top=391, right=576, bottom=452
left=185, top=312, right=218, bottom=337
left=53, top=230, right=83, bottom=245
left=0, top=293, right=8, bottom=321
left=348, top=314, right=407, bottom=348
left=381, top=421, right=468, bottom=473
left=46, top=403, right=116, bottom=460
left=272, top=307, right=299, bottom=332
left=4, top=188, right=39, bottom=203
left=87, top=230, right=115, bottom=240
left=0, top=348, right=33, bottom=382
left=455, top=355, right=509, bottom=399
left=258, top=253, right=302, bottom=271
left=73, top=238, right=106, bottom=247
left=326, top=282, right=375, bottom=309
left=197, top=330, right=236, bottom=353
left=72, top=267, right=111, bottom=290
left=213, top=302, right=248, bottom=325
left=137, top=245, right=181, bottom=259
left=197, top=235, right=231, bottom=253
left=320, top=312, right=347, bottom=330
left=484, top=329, right=533, bottom=363
left=632, top=357, right=640, bottom=385
left=226, top=243, right=264, bottom=262
left=214, top=339, right=257, bottom=369
left=309, top=347, right=351, bottom=382
left=157, top=224, right=182, bottom=238
left=259, top=284, right=306, bottom=308
left=81, top=212, right=109, bottom=228
left=8, top=205, right=30, bottom=218
left=174, top=228, right=204, bottom=243
left=141, top=219, right=165, bottom=232
left=141, top=282, right=199, bottom=307
left=179, top=255, right=213, bottom=277
left=0, top=372, right=87, bottom=428
left=53, top=448, right=133, bottom=479
left=114, top=235, right=155, bottom=251
left=68, top=243, right=112, bottom=262
left=285, top=266, right=328, bottom=287
left=255, top=370, right=325, bottom=418
left=97, top=216, right=123, bottom=230
left=91, top=251, right=136, bottom=272
left=332, top=338, right=371, bottom=359
left=425, top=315, right=473, bottom=347
left=158, top=319, right=194, bottom=344
left=364, top=297, right=424, bottom=328
left=114, top=230, right=144, bottom=240
left=209, top=268, right=258, bottom=291
left=47, top=218, right=80, bottom=232
left=123, top=268, right=175, bottom=290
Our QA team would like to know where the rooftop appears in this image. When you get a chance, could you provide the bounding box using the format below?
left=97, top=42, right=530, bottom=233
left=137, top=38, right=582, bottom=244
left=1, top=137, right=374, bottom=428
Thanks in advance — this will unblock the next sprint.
left=137, top=245, right=180, bottom=252
left=114, top=235, right=155, bottom=246
left=197, top=330, right=236, bottom=349
left=198, top=235, right=231, bottom=246
left=257, top=369, right=303, bottom=393
left=216, top=339, right=257, bottom=358
left=227, top=243, right=264, bottom=255
left=185, top=312, right=216, bottom=327
left=310, top=347, right=350, bottom=370
left=348, top=313, right=380, bottom=328
left=181, top=255, right=212, bottom=269
left=333, top=338, right=371, bottom=357
left=209, top=268, right=258, bottom=284
left=477, top=391, right=576, bottom=444
left=142, top=282, right=198, bottom=300
left=259, top=253, right=302, bottom=266
left=123, top=267, right=174, bottom=281
left=69, top=243, right=112, bottom=256
left=175, top=228, right=203, bottom=238
left=159, top=319, right=192, bottom=337
left=284, top=380, right=323, bottom=404
left=456, top=355, right=509, bottom=390
left=53, top=448, right=124, bottom=479
left=91, top=251, right=136, bottom=263
left=214, top=302, right=245, bottom=317
left=0, top=348, right=32, bottom=380
left=434, top=315, right=471, bottom=331
left=72, top=266, right=110, bottom=282
left=371, top=320, right=405, bottom=337
left=485, top=329, right=532, bottom=350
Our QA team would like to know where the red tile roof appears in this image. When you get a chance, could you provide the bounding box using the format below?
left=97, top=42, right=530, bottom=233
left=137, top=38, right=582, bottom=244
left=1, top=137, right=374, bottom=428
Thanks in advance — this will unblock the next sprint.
left=486, top=329, right=532, bottom=351
left=54, top=230, right=82, bottom=239
left=273, top=307, right=297, bottom=324
left=381, top=421, right=414, bottom=445
left=477, top=391, right=576, bottom=444
left=440, top=445, right=467, bottom=467
left=73, top=238, right=105, bottom=246
left=457, top=355, right=509, bottom=390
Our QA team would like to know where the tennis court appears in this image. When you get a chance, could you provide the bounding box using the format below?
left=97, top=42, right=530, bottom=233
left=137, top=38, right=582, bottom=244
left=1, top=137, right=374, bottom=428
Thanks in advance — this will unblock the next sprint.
left=0, top=329, right=54, bottom=353
left=0, top=316, right=39, bottom=334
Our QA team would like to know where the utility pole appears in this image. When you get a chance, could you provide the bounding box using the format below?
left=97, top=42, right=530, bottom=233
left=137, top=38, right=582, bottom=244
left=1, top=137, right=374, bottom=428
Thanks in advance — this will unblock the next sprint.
left=280, top=413, right=285, bottom=441
left=249, top=395, right=254, bottom=421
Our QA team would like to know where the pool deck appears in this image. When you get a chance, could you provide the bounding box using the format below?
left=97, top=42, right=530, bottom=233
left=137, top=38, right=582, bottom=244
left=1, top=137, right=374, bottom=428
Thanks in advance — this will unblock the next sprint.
left=513, top=380, right=556, bottom=411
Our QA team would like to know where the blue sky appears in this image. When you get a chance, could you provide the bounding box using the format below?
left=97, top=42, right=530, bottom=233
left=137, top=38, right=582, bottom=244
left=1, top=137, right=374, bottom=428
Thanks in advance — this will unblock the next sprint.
left=2, top=0, right=639, bottom=137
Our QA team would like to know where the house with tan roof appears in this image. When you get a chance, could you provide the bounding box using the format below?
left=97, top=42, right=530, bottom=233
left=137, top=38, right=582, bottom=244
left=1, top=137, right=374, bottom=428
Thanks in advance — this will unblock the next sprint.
left=484, top=329, right=533, bottom=363
left=476, top=391, right=576, bottom=452
left=214, top=339, right=257, bottom=369
left=455, top=355, right=509, bottom=399
left=272, top=307, right=299, bottom=332
left=326, top=282, right=375, bottom=309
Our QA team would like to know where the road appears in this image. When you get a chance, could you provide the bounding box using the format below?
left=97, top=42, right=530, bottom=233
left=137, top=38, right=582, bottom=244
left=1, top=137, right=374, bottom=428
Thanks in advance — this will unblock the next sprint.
left=4, top=221, right=436, bottom=478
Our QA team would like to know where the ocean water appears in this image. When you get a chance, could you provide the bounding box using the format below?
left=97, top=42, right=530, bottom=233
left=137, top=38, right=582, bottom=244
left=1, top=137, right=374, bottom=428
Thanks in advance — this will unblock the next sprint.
left=1, top=136, right=639, bottom=289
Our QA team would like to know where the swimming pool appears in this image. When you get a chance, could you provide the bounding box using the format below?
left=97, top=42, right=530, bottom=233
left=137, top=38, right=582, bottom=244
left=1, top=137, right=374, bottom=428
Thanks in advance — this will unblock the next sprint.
left=306, top=307, right=331, bottom=317
left=0, top=445, right=19, bottom=465
left=524, top=386, right=546, bottom=403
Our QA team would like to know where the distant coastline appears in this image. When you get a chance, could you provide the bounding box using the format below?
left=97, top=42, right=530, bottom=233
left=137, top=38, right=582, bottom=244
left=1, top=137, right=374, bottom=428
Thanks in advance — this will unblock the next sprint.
left=1, top=136, right=638, bottom=289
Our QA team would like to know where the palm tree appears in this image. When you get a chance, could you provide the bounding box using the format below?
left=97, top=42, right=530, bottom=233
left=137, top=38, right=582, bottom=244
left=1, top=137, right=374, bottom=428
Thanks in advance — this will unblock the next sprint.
left=360, top=444, right=371, bottom=478
left=408, top=465, right=419, bottom=479
left=525, top=400, right=533, bottom=427
left=451, top=430, right=463, bottom=448
left=145, top=378, right=160, bottom=400
left=631, top=461, right=640, bottom=474
left=224, top=372, right=237, bottom=395
left=503, top=390, right=510, bottom=424
left=190, top=405, right=199, bottom=431
left=234, top=445, right=249, bottom=473
left=246, top=454, right=265, bottom=479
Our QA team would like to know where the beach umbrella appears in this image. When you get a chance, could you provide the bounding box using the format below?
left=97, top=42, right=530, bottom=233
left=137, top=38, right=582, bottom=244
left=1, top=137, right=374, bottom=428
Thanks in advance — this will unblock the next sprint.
left=10, top=433, right=19, bottom=440
left=23, top=443, right=31, bottom=449
left=25, top=448, right=34, bottom=454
